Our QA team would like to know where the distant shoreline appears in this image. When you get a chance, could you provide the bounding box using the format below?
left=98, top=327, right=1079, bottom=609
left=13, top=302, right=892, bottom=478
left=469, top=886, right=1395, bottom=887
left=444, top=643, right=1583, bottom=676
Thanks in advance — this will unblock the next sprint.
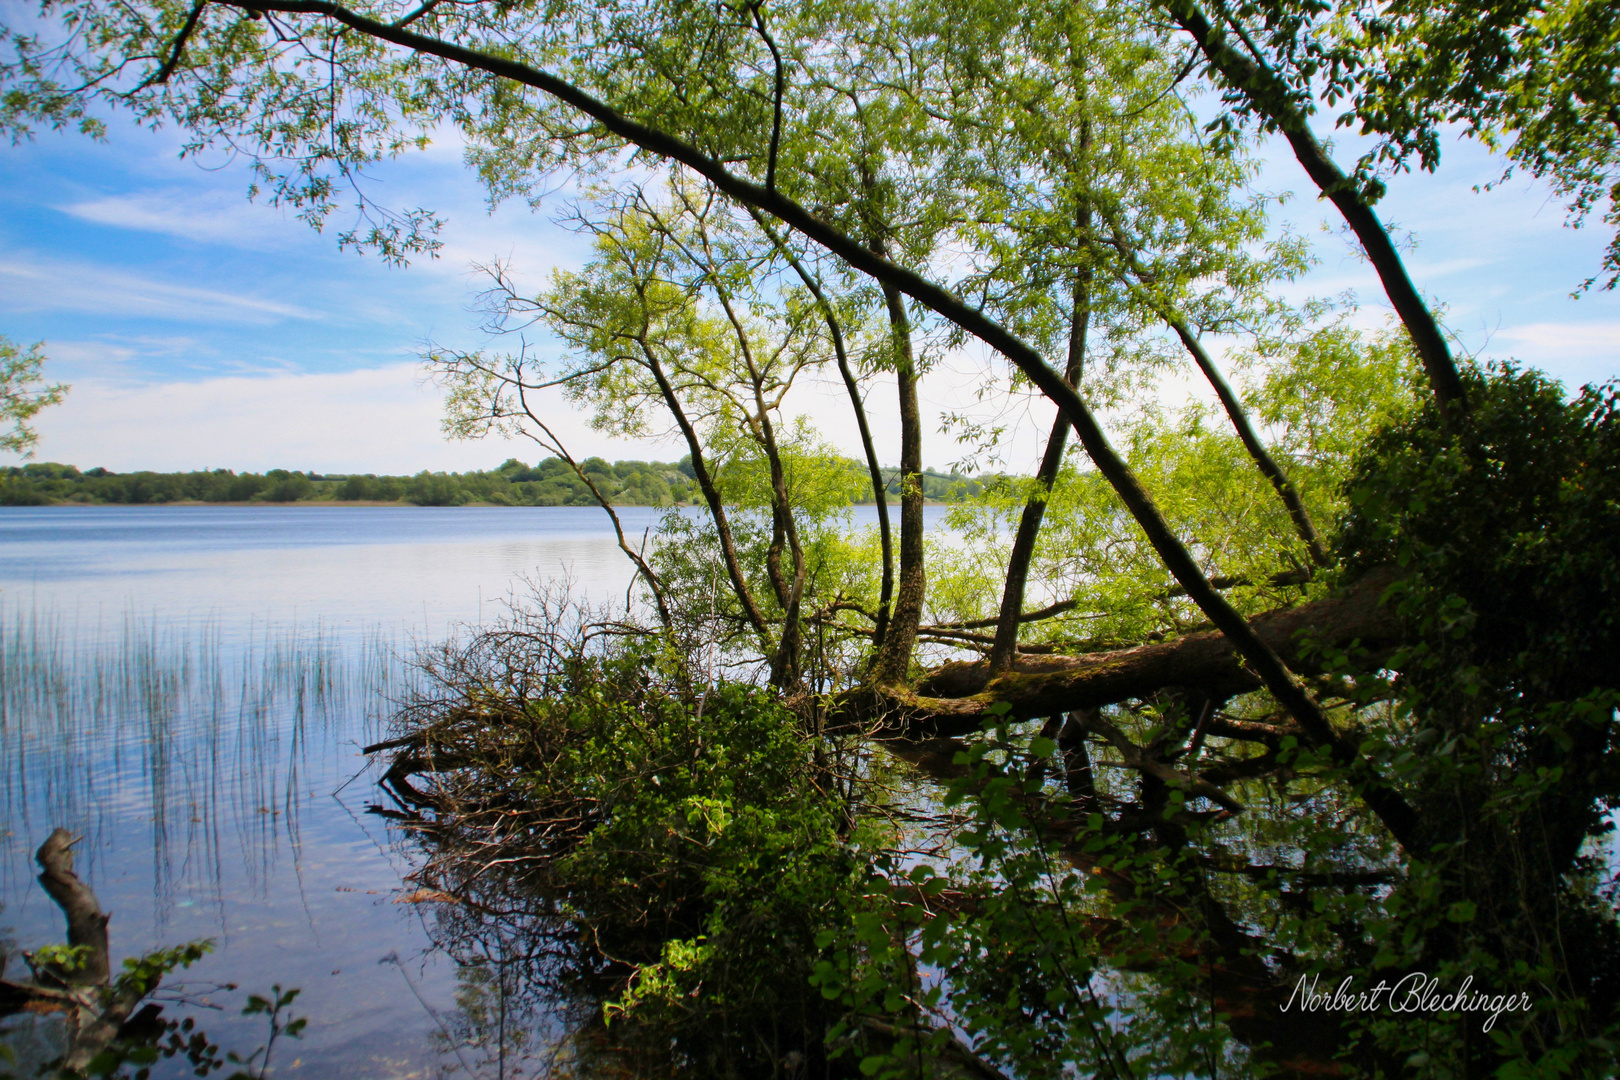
left=0, top=499, right=684, bottom=508
left=0, top=498, right=959, bottom=508
left=2, top=459, right=993, bottom=509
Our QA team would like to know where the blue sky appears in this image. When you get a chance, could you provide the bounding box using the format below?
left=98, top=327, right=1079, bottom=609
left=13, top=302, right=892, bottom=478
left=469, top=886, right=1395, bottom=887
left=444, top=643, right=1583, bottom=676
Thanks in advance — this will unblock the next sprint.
left=1, top=107, right=1616, bottom=474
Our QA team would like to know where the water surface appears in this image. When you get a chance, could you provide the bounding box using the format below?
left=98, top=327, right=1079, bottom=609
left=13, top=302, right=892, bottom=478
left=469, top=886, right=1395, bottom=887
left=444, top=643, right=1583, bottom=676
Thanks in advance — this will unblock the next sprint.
left=0, top=502, right=942, bottom=1076
left=0, top=505, right=665, bottom=1077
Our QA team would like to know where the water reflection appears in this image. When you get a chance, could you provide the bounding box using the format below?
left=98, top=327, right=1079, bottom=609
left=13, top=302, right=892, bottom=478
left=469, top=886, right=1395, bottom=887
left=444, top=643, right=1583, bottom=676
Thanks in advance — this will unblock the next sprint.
left=0, top=505, right=671, bottom=1076
left=0, top=598, right=451, bottom=1075
left=0, top=505, right=932, bottom=1077
left=0, top=599, right=410, bottom=912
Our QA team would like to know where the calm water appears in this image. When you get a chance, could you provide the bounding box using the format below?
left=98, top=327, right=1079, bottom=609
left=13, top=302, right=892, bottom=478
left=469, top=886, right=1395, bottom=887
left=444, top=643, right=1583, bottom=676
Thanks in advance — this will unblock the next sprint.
left=0, top=503, right=940, bottom=1077
left=0, top=505, right=671, bottom=1077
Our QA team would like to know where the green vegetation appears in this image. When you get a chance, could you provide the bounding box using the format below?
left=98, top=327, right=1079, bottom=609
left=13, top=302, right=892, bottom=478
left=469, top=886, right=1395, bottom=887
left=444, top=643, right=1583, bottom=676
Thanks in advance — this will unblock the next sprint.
left=0, top=458, right=988, bottom=507
left=0, top=337, right=67, bottom=459
left=386, top=362, right=1620, bottom=1080
left=393, top=613, right=873, bottom=1076
left=0, top=828, right=309, bottom=1080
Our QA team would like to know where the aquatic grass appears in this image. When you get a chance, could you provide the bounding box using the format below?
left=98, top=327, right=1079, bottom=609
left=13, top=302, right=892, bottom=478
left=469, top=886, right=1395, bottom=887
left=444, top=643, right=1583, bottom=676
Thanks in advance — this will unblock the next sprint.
left=0, top=598, right=422, bottom=912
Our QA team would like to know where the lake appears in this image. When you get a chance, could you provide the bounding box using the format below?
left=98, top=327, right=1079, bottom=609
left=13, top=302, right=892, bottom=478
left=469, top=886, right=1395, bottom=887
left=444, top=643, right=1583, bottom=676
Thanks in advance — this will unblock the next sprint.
left=0, top=503, right=942, bottom=1077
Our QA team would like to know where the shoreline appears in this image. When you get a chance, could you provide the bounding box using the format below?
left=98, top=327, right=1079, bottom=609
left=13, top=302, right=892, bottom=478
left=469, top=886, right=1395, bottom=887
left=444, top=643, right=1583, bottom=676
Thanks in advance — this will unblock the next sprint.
left=0, top=501, right=946, bottom=514
left=0, top=498, right=944, bottom=509
left=0, top=498, right=682, bottom=509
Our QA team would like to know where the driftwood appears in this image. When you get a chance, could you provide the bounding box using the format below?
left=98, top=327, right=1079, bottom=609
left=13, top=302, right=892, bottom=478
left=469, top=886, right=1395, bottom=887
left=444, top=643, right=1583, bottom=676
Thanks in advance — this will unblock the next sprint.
left=33, top=829, right=112, bottom=988
left=0, top=829, right=162, bottom=1073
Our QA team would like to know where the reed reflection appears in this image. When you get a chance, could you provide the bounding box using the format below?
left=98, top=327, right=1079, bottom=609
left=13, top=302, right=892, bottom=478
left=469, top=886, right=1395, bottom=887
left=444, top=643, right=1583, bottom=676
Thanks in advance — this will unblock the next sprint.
left=0, top=600, right=415, bottom=920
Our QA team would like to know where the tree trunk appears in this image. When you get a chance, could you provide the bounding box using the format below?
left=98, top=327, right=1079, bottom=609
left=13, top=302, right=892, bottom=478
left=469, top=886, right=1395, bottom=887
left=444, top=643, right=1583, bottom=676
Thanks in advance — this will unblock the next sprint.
left=1163, top=0, right=1468, bottom=423
left=881, top=565, right=1404, bottom=734
left=749, top=208, right=896, bottom=649
left=1166, top=315, right=1328, bottom=565
left=247, top=2, right=1425, bottom=853
left=640, top=342, right=775, bottom=655
left=871, top=283, right=925, bottom=685
left=989, top=261, right=1091, bottom=672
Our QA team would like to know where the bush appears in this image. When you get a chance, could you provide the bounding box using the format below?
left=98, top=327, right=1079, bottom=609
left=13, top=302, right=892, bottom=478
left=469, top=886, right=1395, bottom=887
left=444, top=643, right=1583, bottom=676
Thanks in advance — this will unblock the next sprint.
left=1332, top=363, right=1620, bottom=1072
left=261, top=474, right=314, bottom=502
left=406, top=471, right=464, bottom=506
left=385, top=603, right=878, bottom=1078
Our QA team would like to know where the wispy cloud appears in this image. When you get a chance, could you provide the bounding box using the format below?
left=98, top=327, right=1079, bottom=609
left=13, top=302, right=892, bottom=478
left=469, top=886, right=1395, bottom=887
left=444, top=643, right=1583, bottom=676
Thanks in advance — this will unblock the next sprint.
left=1405, top=256, right=1491, bottom=280
left=44, top=334, right=209, bottom=366
left=56, top=191, right=295, bottom=248
left=1492, top=322, right=1620, bottom=359
left=0, top=256, right=319, bottom=323
left=35, top=338, right=140, bottom=376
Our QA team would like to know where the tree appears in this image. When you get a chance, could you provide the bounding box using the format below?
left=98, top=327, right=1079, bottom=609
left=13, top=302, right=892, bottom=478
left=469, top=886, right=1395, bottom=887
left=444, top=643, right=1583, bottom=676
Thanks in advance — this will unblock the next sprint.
left=0, top=336, right=68, bottom=457
left=5, top=0, right=1616, bottom=1076
left=1168, top=0, right=1620, bottom=294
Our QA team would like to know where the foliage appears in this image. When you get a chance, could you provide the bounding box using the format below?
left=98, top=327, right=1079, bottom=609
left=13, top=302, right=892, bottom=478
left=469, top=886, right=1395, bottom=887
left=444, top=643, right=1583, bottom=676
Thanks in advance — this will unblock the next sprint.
left=0, top=458, right=693, bottom=506
left=1184, top=0, right=1620, bottom=289
left=573, top=681, right=867, bottom=1075
left=65, top=977, right=307, bottom=1080
left=1, top=940, right=221, bottom=1080
left=0, top=457, right=988, bottom=508
left=0, top=337, right=67, bottom=459
left=223, top=986, right=304, bottom=1080
left=933, top=325, right=1421, bottom=653
left=3, top=0, right=1617, bottom=1074
left=812, top=704, right=1255, bottom=1080
left=1330, top=365, right=1620, bottom=1072
left=1339, top=364, right=1620, bottom=716
left=717, top=362, right=1620, bottom=1080
left=384, top=596, right=887, bottom=1077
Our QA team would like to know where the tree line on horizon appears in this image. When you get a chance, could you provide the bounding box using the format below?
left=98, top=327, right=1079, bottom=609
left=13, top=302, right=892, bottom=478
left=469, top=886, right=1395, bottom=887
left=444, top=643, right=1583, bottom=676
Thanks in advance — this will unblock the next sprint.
left=0, top=457, right=993, bottom=507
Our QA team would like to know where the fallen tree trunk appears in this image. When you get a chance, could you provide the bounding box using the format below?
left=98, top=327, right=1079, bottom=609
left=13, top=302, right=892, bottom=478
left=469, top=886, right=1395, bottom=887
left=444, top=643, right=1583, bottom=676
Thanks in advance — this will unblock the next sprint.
left=868, top=567, right=1401, bottom=737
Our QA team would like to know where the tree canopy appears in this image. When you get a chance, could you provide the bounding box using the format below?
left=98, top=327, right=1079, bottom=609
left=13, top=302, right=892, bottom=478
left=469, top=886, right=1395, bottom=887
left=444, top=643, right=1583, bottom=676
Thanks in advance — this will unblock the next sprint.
left=4, top=0, right=1617, bottom=1076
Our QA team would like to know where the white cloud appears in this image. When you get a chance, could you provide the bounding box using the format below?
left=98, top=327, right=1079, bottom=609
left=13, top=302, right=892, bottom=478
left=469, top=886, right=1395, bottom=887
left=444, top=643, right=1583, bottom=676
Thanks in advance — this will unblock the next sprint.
left=20, top=350, right=1059, bottom=477
left=26, top=363, right=676, bottom=473
left=1490, top=322, right=1620, bottom=361
left=40, top=335, right=215, bottom=378
left=40, top=339, right=141, bottom=374
left=0, top=256, right=319, bottom=323
left=57, top=191, right=296, bottom=249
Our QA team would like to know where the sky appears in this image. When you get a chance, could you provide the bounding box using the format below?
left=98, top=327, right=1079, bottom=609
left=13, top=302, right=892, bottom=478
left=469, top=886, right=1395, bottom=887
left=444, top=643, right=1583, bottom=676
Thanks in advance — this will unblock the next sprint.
left=1, top=93, right=1616, bottom=475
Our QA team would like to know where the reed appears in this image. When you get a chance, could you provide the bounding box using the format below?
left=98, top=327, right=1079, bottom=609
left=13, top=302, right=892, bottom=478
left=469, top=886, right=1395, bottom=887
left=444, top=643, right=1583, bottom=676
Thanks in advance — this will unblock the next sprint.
left=0, top=598, right=420, bottom=905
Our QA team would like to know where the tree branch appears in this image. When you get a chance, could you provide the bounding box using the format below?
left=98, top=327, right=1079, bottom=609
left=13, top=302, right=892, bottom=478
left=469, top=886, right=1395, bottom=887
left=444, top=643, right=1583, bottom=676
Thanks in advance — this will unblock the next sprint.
left=891, top=566, right=1403, bottom=733
left=747, top=207, right=896, bottom=650
left=1160, top=0, right=1467, bottom=424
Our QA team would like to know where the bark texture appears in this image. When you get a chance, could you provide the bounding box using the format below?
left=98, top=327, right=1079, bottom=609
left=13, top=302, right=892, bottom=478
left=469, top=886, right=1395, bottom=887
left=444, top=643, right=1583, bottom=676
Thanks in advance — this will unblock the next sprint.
left=885, top=566, right=1402, bottom=736
left=0, top=829, right=163, bottom=1073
